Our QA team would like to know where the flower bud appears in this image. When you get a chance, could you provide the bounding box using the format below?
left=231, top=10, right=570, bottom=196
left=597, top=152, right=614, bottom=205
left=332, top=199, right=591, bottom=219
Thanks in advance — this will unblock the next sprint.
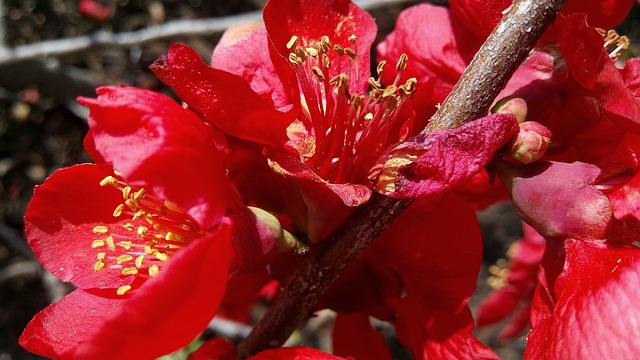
left=504, top=121, right=552, bottom=164
left=232, top=206, right=302, bottom=272
left=492, top=97, right=528, bottom=124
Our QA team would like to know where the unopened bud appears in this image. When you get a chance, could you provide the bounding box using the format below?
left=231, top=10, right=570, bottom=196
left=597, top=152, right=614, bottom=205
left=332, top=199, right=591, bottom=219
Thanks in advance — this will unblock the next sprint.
left=492, top=97, right=528, bottom=124
left=505, top=121, right=551, bottom=164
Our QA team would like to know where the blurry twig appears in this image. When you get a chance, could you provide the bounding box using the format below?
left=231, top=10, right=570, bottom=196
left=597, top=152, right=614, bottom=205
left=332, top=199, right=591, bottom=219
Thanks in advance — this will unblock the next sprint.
left=0, top=0, right=427, bottom=67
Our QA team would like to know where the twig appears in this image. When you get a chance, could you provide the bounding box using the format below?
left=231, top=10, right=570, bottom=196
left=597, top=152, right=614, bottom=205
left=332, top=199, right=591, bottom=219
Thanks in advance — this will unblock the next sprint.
left=236, top=0, right=568, bottom=358
left=0, top=0, right=421, bottom=67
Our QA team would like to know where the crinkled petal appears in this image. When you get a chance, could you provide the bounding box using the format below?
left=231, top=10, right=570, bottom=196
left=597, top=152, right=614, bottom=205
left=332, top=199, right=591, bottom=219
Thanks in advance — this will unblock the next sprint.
left=212, top=22, right=291, bottom=111
left=151, top=43, right=295, bottom=147
left=375, top=113, right=519, bottom=198
left=79, top=86, right=233, bottom=228
left=20, top=219, right=234, bottom=359
left=264, top=0, right=376, bottom=94
left=526, top=239, right=640, bottom=360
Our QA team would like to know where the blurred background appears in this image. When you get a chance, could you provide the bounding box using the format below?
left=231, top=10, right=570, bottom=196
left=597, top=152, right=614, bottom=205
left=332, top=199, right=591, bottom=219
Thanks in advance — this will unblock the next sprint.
left=0, top=1, right=638, bottom=359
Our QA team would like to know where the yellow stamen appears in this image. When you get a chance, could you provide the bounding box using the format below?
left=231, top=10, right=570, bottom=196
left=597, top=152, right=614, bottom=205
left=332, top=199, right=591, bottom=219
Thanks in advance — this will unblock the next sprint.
left=116, top=254, right=133, bottom=264
left=94, top=261, right=105, bottom=271
left=396, top=53, right=408, bottom=72
left=113, top=203, right=125, bottom=217
left=118, top=241, right=133, bottom=250
left=93, top=225, right=109, bottom=234
left=117, top=285, right=132, bottom=295
left=135, top=255, right=144, bottom=268
left=121, top=267, right=138, bottom=276
left=286, top=35, right=299, bottom=50
left=155, top=252, right=169, bottom=262
left=91, top=239, right=105, bottom=248
left=149, top=265, right=160, bottom=277
left=105, top=235, right=116, bottom=250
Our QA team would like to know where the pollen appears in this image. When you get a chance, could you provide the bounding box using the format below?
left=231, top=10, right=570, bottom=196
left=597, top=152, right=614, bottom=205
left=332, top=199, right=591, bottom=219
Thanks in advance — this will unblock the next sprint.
left=116, top=254, right=133, bottom=264
left=117, top=285, right=132, bottom=295
left=121, top=267, right=138, bottom=276
left=149, top=265, right=160, bottom=277
left=113, top=203, right=125, bottom=217
left=93, top=225, right=109, bottom=234
left=92, top=239, right=105, bottom=248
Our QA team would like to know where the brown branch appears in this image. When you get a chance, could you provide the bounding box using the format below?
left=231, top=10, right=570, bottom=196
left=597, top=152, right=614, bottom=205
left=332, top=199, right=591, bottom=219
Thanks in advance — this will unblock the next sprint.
left=236, top=0, right=568, bottom=357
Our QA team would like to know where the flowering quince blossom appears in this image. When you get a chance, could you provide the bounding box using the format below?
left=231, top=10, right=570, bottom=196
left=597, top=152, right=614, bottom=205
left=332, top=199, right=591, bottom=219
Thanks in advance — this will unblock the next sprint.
left=377, top=0, right=640, bottom=356
left=19, top=86, right=303, bottom=359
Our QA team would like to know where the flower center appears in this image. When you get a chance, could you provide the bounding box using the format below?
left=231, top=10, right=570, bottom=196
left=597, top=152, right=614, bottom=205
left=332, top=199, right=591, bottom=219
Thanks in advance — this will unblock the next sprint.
left=94, top=172, right=204, bottom=295
left=285, top=34, right=417, bottom=185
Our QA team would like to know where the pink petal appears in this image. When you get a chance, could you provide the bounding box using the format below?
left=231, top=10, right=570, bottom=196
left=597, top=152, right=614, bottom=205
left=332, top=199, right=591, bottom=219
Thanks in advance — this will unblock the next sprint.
left=212, top=22, right=291, bottom=111
left=375, top=113, right=519, bottom=198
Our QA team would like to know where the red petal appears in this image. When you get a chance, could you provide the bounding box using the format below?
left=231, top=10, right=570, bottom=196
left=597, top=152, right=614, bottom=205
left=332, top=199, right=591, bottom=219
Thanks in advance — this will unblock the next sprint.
left=188, top=338, right=237, bottom=360
left=333, top=313, right=392, bottom=360
left=212, top=22, right=291, bottom=111
left=21, top=219, right=234, bottom=359
left=557, top=14, right=606, bottom=90
left=448, top=0, right=509, bottom=39
left=263, top=0, right=376, bottom=94
left=79, top=86, right=234, bottom=228
left=526, top=239, right=640, bottom=359
left=248, top=347, right=349, bottom=360
left=151, top=43, right=295, bottom=147
left=377, top=4, right=481, bottom=121
left=375, top=113, right=519, bottom=198
left=25, top=164, right=134, bottom=289
left=371, top=195, right=494, bottom=358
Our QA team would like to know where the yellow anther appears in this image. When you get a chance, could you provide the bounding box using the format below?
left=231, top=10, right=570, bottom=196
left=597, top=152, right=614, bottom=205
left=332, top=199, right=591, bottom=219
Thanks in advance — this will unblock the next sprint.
left=344, top=47, right=357, bottom=60
left=333, top=44, right=345, bottom=56
left=105, top=235, right=116, bottom=250
left=165, top=232, right=176, bottom=241
left=382, top=85, right=398, bottom=98
left=329, top=73, right=349, bottom=88
left=311, top=66, right=325, bottom=82
left=133, top=188, right=146, bottom=200
left=286, top=35, right=299, bottom=50
left=113, top=169, right=122, bottom=177
left=294, top=46, right=308, bottom=62
left=364, top=112, right=374, bottom=121
left=94, top=261, right=105, bottom=271
left=132, top=210, right=147, bottom=221
left=116, top=254, right=133, bottom=264
left=124, top=199, right=137, bottom=211
left=122, top=186, right=132, bottom=199
left=116, top=285, right=132, bottom=295
left=322, top=53, right=331, bottom=69
left=288, top=53, right=303, bottom=65
left=163, top=200, right=182, bottom=213
left=93, top=225, right=109, bottom=234
left=321, top=35, right=330, bottom=45
left=121, top=222, right=134, bottom=231
left=395, top=53, right=408, bottom=71
left=121, top=267, right=138, bottom=276
left=113, top=203, right=125, bottom=217
left=97, top=252, right=106, bottom=260
left=135, top=255, right=144, bottom=268
left=155, top=252, right=169, bottom=262
left=376, top=60, right=387, bottom=76
left=118, top=241, right=133, bottom=250
left=368, top=77, right=382, bottom=89
left=350, top=94, right=364, bottom=108
left=306, top=47, right=319, bottom=57
left=149, top=265, right=160, bottom=277
left=137, top=226, right=149, bottom=237
left=155, top=234, right=164, bottom=239
left=100, top=176, right=118, bottom=187
left=348, top=34, right=357, bottom=43
left=145, top=240, right=157, bottom=255
left=91, top=239, right=105, bottom=248
left=400, top=78, right=418, bottom=97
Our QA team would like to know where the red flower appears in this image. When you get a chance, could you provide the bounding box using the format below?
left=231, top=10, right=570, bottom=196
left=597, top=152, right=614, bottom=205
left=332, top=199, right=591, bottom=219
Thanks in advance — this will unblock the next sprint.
left=20, top=87, right=238, bottom=359
left=78, top=0, right=110, bottom=22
